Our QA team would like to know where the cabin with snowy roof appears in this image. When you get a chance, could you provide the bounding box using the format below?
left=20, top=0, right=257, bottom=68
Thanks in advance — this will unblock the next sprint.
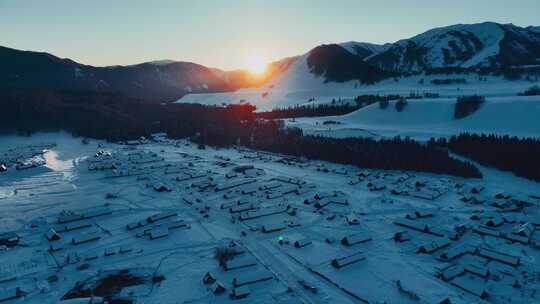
left=331, top=252, right=365, bottom=269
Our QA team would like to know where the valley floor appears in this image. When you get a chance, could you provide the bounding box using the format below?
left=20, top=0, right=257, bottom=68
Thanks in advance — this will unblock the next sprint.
left=0, top=132, right=539, bottom=303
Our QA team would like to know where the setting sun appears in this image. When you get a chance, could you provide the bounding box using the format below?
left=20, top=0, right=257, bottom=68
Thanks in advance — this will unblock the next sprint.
left=245, top=54, right=268, bottom=75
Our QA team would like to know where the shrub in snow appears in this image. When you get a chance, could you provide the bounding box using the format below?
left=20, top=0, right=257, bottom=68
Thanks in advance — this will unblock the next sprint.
left=152, top=275, right=165, bottom=284
left=408, top=92, right=423, bottom=99
left=518, top=85, right=540, bottom=96
left=431, top=78, right=467, bottom=85
left=395, top=98, right=408, bottom=112
left=454, top=95, right=485, bottom=119
left=395, top=280, right=420, bottom=301
left=423, top=92, right=440, bottom=98
left=215, top=246, right=237, bottom=267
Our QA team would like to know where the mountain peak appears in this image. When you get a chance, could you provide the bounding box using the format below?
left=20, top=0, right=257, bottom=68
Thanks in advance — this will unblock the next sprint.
left=366, top=22, right=540, bottom=72
left=338, top=41, right=391, bottom=57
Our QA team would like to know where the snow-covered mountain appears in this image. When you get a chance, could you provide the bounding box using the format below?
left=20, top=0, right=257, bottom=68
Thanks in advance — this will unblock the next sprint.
left=339, top=42, right=391, bottom=59
left=230, top=22, right=540, bottom=94
left=261, top=22, right=540, bottom=88
left=305, top=43, right=391, bottom=84
left=3, top=22, right=540, bottom=104
left=263, top=41, right=392, bottom=90
left=177, top=42, right=394, bottom=110
left=177, top=23, right=540, bottom=110
left=367, top=22, right=540, bottom=72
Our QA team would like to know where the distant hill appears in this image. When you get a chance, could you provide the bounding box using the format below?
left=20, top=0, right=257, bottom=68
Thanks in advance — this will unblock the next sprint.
left=0, top=46, right=265, bottom=102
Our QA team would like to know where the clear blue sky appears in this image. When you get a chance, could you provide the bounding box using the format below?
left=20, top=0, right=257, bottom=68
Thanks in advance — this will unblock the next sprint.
left=1, top=0, right=539, bottom=70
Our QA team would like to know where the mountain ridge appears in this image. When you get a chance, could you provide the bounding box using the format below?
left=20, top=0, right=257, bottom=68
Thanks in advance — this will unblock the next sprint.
left=3, top=21, right=540, bottom=102
left=366, top=22, right=540, bottom=72
left=0, top=45, right=265, bottom=102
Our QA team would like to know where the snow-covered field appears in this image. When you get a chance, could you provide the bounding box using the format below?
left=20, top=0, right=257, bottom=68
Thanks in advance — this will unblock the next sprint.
left=288, top=95, right=540, bottom=140
left=0, top=132, right=539, bottom=303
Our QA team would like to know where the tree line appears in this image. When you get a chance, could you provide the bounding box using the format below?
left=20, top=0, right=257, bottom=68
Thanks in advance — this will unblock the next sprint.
left=518, top=85, right=540, bottom=96
left=0, top=89, right=254, bottom=144
left=255, top=103, right=361, bottom=119
left=256, top=94, right=417, bottom=119
left=0, top=89, right=482, bottom=178
left=240, top=121, right=482, bottom=178
left=454, top=95, right=485, bottom=119
left=445, top=133, right=540, bottom=182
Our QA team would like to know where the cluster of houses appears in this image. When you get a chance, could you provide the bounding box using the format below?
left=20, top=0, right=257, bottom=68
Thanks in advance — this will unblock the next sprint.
left=118, top=136, right=150, bottom=146
left=389, top=178, right=449, bottom=200
left=0, top=232, right=21, bottom=249
left=87, top=148, right=166, bottom=175
left=81, top=141, right=540, bottom=303
left=315, top=164, right=540, bottom=302
left=201, top=242, right=275, bottom=300
left=355, top=171, right=451, bottom=200
left=126, top=211, right=190, bottom=240
left=306, top=190, right=349, bottom=211
left=42, top=207, right=118, bottom=265
left=0, top=142, right=55, bottom=172
left=86, top=146, right=312, bottom=240
left=3, top=137, right=540, bottom=303
left=239, top=150, right=310, bottom=169
left=202, top=171, right=318, bottom=236
left=389, top=190, right=539, bottom=301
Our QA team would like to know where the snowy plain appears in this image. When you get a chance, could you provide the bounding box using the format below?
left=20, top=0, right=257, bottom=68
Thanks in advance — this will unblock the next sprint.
left=0, top=132, right=539, bottom=303
left=287, top=95, right=540, bottom=140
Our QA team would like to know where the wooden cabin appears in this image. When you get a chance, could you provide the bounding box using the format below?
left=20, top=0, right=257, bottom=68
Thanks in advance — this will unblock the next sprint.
left=331, top=252, right=365, bottom=269
left=341, top=233, right=372, bottom=247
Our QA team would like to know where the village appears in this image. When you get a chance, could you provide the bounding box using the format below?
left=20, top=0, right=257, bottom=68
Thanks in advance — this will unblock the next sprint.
left=0, top=142, right=55, bottom=172
left=0, top=133, right=539, bottom=304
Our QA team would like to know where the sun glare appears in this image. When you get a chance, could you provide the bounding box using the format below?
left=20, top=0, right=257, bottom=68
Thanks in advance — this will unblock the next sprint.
left=246, top=54, right=268, bottom=75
